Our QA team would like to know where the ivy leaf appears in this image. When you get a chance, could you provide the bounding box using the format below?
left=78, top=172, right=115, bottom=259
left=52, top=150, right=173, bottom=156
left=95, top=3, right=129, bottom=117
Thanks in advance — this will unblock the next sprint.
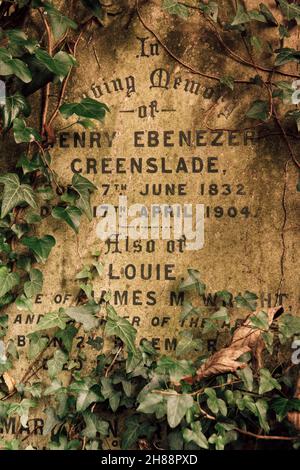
left=179, top=268, right=206, bottom=295
left=166, top=394, right=194, bottom=428
left=8, top=399, right=36, bottom=428
left=211, top=306, right=230, bottom=324
left=231, top=3, right=251, bottom=25
left=255, top=399, right=269, bottom=432
left=199, top=1, right=218, bottom=23
left=105, top=305, right=137, bottom=353
left=60, top=97, right=109, bottom=122
left=34, top=309, right=69, bottom=331
left=275, top=48, right=300, bottom=66
left=64, top=304, right=100, bottom=331
left=235, top=291, right=258, bottom=311
left=55, top=324, right=78, bottom=353
left=48, top=435, right=80, bottom=450
left=35, top=49, right=76, bottom=81
left=70, top=380, right=101, bottom=412
left=180, top=301, right=200, bottom=321
left=237, top=366, right=253, bottom=392
left=43, top=407, right=61, bottom=435
left=27, top=332, right=48, bottom=360
left=6, top=30, right=38, bottom=55
left=21, top=235, right=56, bottom=263
left=47, top=350, right=68, bottom=379
left=176, top=331, right=203, bottom=357
left=80, top=0, right=103, bottom=20
left=183, top=424, right=209, bottom=449
left=137, top=392, right=166, bottom=418
left=24, top=269, right=43, bottom=299
left=220, top=75, right=234, bottom=90
left=0, top=266, right=20, bottom=298
left=52, top=205, right=82, bottom=233
left=249, top=310, right=269, bottom=331
left=246, top=100, right=269, bottom=121
left=72, top=174, right=97, bottom=220
left=122, top=415, right=154, bottom=450
left=278, top=0, right=300, bottom=23
left=100, top=377, right=121, bottom=412
left=43, top=3, right=77, bottom=41
left=13, top=117, right=41, bottom=143
left=156, top=356, right=195, bottom=384
left=259, top=3, right=278, bottom=26
left=0, top=172, right=38, bottom=217
left=163, top=0, right=189, bottom=19
left=82, top=411, right=109, bottom=439
left=259, top=368, right=281, bottom=394
left=2, top=92, right=30, bottom=130
left=271, top=397, right=300, bottom=421
left=278, top=314, right=300, bottom=342
left=0, top=48, right=32, bottom=82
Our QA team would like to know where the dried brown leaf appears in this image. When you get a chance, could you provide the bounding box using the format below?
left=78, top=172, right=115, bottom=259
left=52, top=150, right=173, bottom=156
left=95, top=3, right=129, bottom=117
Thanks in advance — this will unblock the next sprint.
left=184, top=306, right=284, bottom=383
left=3, top=371, right=16, bottom=393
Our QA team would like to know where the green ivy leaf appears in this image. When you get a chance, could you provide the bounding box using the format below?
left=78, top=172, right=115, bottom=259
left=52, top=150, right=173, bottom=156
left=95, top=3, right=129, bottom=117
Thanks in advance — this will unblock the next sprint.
left=105, top=305, right=137, bottom=353
left=166, top=394, right=194, bottom=428
left=275, top=48, right=300, bottom=66
left=176, top=331, right=203, bottom=357
left=246, top=100, right=269, bottom=121
left=235, top=291, right=258, bottom=311
left=237, top=366, right=253, bottom=392
left=179, top=268, right=206, bottom=295
left=8, top=399, right=36, bottom=428
left=121, top=415, right=154, bottom=450
left=259, top=3, right=278, bottom=26
left=59, top=97, right=109, bottom=122
left=163, top=0, right=189, bottom=19
left=249, top=310, right=269, bottom=331
left=35, top=49, right=76, bottom=81
left=0, top=267, right=20, bottom=298
left=34, top=309, right=69, bottom=331
left=27, top=332, right=48, bottom=360
left=199, top=1, right=218, bottom=23
left=0, top=172, right=38, bottom=217
left=71, top=174, right=97, bottom=220
left=13, top=117, right=41, bottom=143
left=137, top=392, right=166, bottom=418
left=43, top=3, right=77, bottom=41
left=183, top=423, right=209, bottom=449
left=2, top=92, right=30, bottom=130
left=255, top=399, right=270, bottom=432
left=55, top=324, right=78, bottom=353
left=21, top=235, right=56, bottom=263
left=271, top=397, right=300, bottom=421
left=82, top=411, right=109, bottom=439
left=24, top=268, right=43, bottom=299
left=70, top=380, right=101, bottom=412
left=278, top=0, right=300, bottom=23
left=47, top=350, right=68, bottom=379
left=259, top=369, right=281, bottom=394
left=220, top=75, right=234, bottom=90
left=52, top=205, right=82, bottom=233
left=0, top=48, right=32, bottom=82
left=64, top=304, right=100, bottom=331
left=6, top=30, right=38, bottom=54
left=156, top=356, right=195, bottom=383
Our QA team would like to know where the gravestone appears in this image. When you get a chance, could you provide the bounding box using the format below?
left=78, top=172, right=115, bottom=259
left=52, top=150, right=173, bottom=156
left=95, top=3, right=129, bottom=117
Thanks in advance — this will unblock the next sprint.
left=1, top=0, right=299, bottom=448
